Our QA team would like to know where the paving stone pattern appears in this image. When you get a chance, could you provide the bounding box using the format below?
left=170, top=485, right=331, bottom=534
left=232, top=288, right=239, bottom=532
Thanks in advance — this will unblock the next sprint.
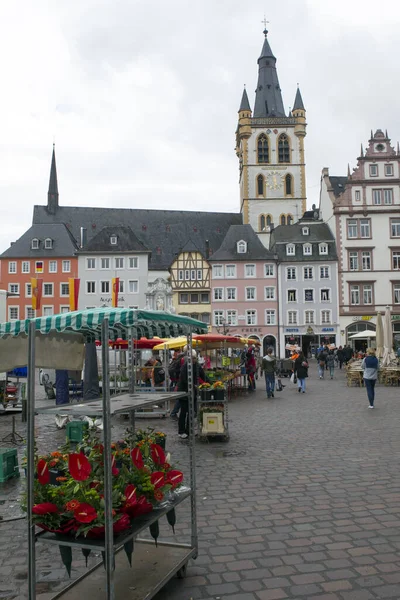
left=1, top=364, right=400, bottom=598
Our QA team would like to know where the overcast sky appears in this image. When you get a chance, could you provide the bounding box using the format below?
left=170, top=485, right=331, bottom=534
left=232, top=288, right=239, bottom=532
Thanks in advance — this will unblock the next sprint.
left=1, top=0, right=399, bottom=254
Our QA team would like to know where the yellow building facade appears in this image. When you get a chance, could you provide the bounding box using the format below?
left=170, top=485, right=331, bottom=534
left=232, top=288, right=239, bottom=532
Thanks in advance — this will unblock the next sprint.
left=170, top=248, right=211, bottom=325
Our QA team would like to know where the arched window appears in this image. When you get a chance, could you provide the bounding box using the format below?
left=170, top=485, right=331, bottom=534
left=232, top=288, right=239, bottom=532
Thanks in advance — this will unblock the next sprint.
left=257, top=174, right=264, bottom=196
left=257, top=135, right=269, bottom=164
left=285, top=174, right=292, bottom=195
left=278, top=134, right=290, bottom=163
left=280, top=214, right=286, bottom=225
left=237, top=240, right=247, bottom=253
left=266, top=215, right=272, bottom=226
left=260, top=215, right=266, bottom=231
left=287, top=214, right=293, bottom=225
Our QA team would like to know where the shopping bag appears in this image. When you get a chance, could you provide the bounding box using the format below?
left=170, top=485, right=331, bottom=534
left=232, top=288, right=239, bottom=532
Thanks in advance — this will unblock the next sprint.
left=275, top=377, right=283, bottom=392
left=290, top=372, right=297, bottom=384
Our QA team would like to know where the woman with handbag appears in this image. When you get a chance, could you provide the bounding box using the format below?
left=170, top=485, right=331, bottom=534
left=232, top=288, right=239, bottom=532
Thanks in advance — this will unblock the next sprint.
left=294, top=352, right=309, bottom=394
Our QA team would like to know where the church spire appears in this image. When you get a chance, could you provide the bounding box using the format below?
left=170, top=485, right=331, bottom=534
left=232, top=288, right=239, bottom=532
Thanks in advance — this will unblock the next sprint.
left=293, top=87, right=305, bottom=111
left=239, top=87, right=251, bottom=112
left=253, top=29, right=285, bottom=118
left=47, top=144, right=59, bottom=215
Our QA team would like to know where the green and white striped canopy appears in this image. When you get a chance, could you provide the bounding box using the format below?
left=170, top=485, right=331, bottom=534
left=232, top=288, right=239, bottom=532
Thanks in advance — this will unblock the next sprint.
left=0, top=307, right=208, bottom=341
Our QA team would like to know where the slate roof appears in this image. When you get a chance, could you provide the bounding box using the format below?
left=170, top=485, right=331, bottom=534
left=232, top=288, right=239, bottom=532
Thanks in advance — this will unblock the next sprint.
left=209, top=224, right=273, bottom=261
left=80, top=226, right=149, bottom=254
left=270, top=222, right=338, bottom=263
left=32, top=206, right=242, bottom=270
left=239, top=88, right=251, bottom=112
left=254, top=32, right=286, bottom=118
left=293, top=87, right=305, bottom=111
left=1, top=223, right=78, bottom=258
left=329, top=176, right=348, bottom=198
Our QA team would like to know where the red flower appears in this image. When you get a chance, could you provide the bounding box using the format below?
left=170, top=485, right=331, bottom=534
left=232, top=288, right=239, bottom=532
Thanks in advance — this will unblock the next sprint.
left=154, top=490, right=164, bottom=502
left=113, top=513, right=130, bottom=534
left=130, top=496, right=153, bottom=518
left=163, top=462, right=171, bottom=471
left=125, top=484, right=137, bottom=504
left=37, top=459, right=50, bottom=485
left=65, top=500, right=80, bottom=512
left=150, top=471, right=165, bottom=489
left=150, top=443, right=165, bottom=466
left=74, top=503, right=98, bottom=523
left=68, top=453, right=92, bottom=481
left=112, top=466, right=120, bottom=476
left=32, top=502, right=59, bottom=515
left=167, top=470, right=183, bottom=488
left=131, top=447, right=144, bottom=470
left=94, top=444, right=104, bottom=454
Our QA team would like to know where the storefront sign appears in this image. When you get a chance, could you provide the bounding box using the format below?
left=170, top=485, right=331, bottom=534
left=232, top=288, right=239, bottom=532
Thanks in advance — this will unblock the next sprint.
left=392, top=315, right=400, bottom=321
left=321, top=327, right=335, bottom=332
left=285, top=328, right=299, bottom=333
left=241, top=327, right=262, bottom=333
left=100, top=296, right=126, bottom=304
left=352, top=316, right=373, bottom=321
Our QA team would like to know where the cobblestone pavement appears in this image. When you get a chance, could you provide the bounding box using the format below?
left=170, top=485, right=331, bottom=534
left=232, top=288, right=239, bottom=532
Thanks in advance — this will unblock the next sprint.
left=2, top=364, right=400, bottom=599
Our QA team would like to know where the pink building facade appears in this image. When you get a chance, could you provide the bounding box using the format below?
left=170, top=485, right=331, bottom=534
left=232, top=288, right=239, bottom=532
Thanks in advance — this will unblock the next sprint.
left=209, top=225, right=278, bottom=355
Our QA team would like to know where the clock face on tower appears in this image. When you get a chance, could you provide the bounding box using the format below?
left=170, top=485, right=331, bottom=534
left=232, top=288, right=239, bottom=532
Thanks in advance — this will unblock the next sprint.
left=266, top=171, right=283, bottom=191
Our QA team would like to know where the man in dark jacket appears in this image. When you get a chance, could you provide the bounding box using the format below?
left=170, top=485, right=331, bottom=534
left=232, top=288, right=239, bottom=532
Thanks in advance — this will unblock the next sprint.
left=261, top=348, right=277, bottom=399
left=177, top=349, right=207, bottom=439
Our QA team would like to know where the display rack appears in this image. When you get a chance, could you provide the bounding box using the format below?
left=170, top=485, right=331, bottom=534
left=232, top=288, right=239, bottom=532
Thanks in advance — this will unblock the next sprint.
left=197, top=389, right=229, bottom=442
left=0, top=307, right=206, bottom=600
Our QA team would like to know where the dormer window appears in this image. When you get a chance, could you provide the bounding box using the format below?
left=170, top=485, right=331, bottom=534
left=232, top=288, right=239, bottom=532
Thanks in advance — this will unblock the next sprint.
left=237, top=240, right=247, bottom=254
left=319, top=243, right=328, bottom=255
left=286, top=244, right=295, bottom=256
left=31, top=238, right=39, bottom=250
left=110, top=235, right=118, bottom=245
left=303, top=243, right=312, bottom=256
left=44, top=238, right=53, bottom=249
left=302, top=227, right=309, bottom=236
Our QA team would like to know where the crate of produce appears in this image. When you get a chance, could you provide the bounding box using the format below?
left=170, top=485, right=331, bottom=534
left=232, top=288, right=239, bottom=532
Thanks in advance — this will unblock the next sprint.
left=66, top=420, right=89, bottom=443
left=0, top=448, right=19, bottom=483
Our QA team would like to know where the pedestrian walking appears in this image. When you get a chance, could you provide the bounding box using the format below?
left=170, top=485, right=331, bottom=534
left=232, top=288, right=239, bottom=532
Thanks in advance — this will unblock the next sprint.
left=294, top=352, right=309, bottom=393
left=261, top=348, right=277, bottom=398
left=245, top=350, right=257, bottom=391
left=361, top=348, right=379, bottom=409
left=177, top=349, right=207, bottom=438
left=336, top=346, right=345, bottom=369
left=317, top=348, right=327, bottom=379
left=326, top=351, right=335, bottom=379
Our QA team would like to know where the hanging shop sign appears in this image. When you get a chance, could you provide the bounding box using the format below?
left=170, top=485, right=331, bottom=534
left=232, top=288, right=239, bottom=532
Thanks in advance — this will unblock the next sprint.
left=352, top=316, right=373, bottom=321
left=306, top=326, right=314, bottom=334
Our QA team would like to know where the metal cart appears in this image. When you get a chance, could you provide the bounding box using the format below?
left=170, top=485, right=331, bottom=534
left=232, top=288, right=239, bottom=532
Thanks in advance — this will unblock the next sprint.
left=197, top=388, right=229, bottom=442
left=0, top=307, right=206, bottom=600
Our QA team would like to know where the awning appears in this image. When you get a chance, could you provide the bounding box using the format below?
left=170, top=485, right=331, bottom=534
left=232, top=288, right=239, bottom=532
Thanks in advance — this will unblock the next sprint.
left=348, top=330, right=376, bottom=339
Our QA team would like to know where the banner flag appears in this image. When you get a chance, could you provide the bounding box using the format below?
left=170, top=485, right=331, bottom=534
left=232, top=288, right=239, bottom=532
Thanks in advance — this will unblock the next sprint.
left=31, top=278, right=43, bottom=311
left=112, top=277, right=119, bottom=308
left=69, top=278, right=80, bottom=311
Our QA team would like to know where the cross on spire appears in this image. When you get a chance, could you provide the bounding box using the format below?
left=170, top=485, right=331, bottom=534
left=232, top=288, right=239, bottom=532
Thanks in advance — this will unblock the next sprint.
left=261, top=16, right=269, bottom=36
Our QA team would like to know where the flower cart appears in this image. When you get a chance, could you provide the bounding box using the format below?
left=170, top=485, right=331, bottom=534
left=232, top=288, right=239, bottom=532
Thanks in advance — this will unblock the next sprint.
left=0, top=307, right=207, bottom=600
left=197, top=382, right=229, bottom=442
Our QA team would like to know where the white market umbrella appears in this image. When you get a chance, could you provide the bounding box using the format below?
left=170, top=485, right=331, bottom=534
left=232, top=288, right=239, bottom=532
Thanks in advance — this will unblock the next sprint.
left=348, top=330, right=376, bottom=340
left=376, top=312, right=384, bottom=358
left=382, top=306, right=395, bottom=366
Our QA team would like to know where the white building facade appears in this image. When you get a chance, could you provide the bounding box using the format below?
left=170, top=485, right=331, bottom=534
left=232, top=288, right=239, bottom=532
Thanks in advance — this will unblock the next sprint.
left=77, top=226, right=150, bottom=310
left=320, top=129, right=400, bottom=350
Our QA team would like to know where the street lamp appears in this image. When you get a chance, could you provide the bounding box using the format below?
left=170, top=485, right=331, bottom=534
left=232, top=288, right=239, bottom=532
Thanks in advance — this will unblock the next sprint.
left=216, top=317, right=230, bottom=336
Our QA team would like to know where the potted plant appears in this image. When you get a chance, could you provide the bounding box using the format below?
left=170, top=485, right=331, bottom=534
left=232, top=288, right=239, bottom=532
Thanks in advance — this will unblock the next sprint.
left=211, top=381, right=225, bottom=401
left=199, top=382, right=212, bottom=401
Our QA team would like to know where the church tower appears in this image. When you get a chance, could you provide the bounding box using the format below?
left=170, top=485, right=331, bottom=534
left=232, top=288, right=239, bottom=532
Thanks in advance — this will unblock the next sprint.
left=236, top=29, right=307, bottom=237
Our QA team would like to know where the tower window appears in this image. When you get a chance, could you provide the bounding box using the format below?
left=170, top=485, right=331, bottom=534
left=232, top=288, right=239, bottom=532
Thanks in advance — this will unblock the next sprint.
left=257, top=134, right=269, bottom=164
left=281, top=215, right=286, bottom=225
left=257, top=174, right=264, bottom=196
left=285, top=174, right=292, bottom=195
left=278, top=134, right=290, bottom=163
left=260, top=215, right=266, bottom=231
left=287, top=214, right=293, bottom=225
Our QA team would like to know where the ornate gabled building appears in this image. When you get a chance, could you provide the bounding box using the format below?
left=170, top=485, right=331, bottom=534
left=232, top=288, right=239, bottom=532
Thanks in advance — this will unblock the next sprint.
left=169, top=241, right=211, bottom=324
left=236, top=28, right=307, bottom=244
left=320, top=129, right=400, bottom=350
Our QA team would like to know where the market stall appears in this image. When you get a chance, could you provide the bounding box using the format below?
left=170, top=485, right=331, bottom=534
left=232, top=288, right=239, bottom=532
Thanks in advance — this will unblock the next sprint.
left=0, top=307, right=207, bottom=600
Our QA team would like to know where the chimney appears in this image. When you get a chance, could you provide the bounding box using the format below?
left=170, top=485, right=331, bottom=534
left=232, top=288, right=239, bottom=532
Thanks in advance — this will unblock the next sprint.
left=80, top=227, right=87, bottom=248
left=205, top=239, right=210, bottom=259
